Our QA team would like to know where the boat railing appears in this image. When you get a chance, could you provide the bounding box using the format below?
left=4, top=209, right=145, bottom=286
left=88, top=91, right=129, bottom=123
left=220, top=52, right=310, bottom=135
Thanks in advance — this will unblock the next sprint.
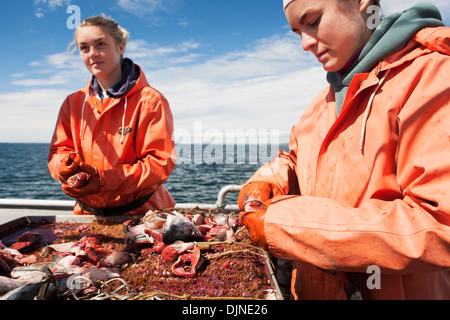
left=0, top=184, right=242, bottom=218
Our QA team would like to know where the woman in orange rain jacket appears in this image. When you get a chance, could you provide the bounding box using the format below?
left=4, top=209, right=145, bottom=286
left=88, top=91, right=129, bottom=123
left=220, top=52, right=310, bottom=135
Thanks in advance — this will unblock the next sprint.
left=48, top=16, right=176, bottom=216
left=238, top=1, right=450, bottom=299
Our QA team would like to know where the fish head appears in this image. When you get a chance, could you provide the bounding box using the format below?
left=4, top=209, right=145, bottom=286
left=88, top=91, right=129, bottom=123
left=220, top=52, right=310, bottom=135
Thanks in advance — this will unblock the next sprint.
left=162, top=213, right=203, bottom=244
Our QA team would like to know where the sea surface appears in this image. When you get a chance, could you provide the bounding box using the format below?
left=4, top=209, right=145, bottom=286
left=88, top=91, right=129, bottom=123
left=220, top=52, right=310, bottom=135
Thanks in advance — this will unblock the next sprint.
left=0, top=143, right=288, bottom=206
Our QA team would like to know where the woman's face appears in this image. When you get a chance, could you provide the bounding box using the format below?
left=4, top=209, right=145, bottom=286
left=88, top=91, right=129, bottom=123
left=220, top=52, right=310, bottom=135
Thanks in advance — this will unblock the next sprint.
left=76, top=25, right=124, bottom=81
left=285, top=0, right=372, bottom=72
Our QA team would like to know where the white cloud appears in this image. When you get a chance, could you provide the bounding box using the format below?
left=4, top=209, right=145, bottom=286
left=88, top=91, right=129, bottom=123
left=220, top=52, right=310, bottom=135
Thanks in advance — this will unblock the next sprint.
left=116, top=0, right=179, bottom=21
left=382, top=0, right=450, bottom=16
left=35, top=0, right=71, bottom=10
left=117, top=0, right=163, bottom=14
left=33, top=0, right=71, bottom=18
left=35, top=11, right=45, bottom=19
left=0, top=89, right=72, bottom=143
left=2, top=31, right=323, bottom=143
left=7, top=0, right=449, bottom=143
left=381, top=0, right=450, bottom=25
left=129, top=32, right=326, bottom=144
left=126, top=39, right=202, bottom=68
left=13, top=51, right=89, bottom=88
left=1, top=50, right=88, bottom=142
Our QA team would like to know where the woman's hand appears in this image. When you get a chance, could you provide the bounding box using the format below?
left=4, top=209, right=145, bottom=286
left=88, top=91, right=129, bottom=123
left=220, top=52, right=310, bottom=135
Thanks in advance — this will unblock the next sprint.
left=61, top=162, right=101, bottom=199
left=238, top=199, right=272, bottom=251
left=57, top=152, right=83, bottom=183
left=238, top=181, right=281, bottom=212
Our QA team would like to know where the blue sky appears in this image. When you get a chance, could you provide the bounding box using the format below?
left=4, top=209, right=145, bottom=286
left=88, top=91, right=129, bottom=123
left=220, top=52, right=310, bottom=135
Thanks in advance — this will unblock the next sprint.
left=0, top=0, right=449, bottom=143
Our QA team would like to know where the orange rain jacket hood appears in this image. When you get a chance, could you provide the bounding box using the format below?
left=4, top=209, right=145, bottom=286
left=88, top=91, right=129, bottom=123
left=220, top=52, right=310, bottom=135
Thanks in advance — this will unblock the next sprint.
left=48, top=61, right=176, bottom=215
left=246, top=5, right=450, bottom=299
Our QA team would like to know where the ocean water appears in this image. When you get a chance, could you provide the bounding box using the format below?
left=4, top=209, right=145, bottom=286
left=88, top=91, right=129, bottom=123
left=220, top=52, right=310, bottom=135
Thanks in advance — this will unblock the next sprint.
left=0, top=143, right=288, bottom=206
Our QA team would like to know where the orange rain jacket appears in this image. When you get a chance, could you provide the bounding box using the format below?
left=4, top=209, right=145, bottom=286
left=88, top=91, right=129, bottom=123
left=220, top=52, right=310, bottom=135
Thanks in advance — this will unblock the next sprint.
left=246, top=27, right=450, bottom=299
left=48, top=64, right=176, bottom=215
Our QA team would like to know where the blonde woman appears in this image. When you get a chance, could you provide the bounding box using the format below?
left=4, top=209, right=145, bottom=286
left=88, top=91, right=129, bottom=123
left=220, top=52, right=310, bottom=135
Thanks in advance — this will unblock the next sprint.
left=48, top=16, right=176, bottom=216
left=239, top=0, right=450, bottom=299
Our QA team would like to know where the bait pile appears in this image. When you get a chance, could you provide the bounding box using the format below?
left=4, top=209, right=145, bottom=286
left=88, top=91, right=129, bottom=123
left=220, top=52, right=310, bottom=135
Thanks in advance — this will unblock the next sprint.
left=0, top=209, right=278, bottom=300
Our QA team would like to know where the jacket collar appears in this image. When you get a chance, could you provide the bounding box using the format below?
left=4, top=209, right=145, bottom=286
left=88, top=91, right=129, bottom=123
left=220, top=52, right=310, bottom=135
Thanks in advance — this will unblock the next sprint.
left=85, top=58, right=148, bottom=99
left=327, top=3, right=444, bottom=115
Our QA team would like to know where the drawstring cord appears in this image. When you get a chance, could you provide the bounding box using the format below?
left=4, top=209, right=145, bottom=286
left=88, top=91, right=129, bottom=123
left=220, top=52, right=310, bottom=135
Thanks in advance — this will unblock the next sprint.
left=79, top=95, right=128, bottom=144
left=359, top=70, right=390, bottom=151
left=79, top=95, right=88, bottom=139
left=120, top=96, right=128, bottom=144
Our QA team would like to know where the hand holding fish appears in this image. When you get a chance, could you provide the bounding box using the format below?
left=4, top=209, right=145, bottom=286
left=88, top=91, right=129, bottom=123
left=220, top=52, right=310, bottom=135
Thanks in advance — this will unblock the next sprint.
left=57, top=152, right=83, bottom=184
left=238, top=199, right=272, bottom=251
left=61, top=162, right=101, bottom=199
left=237, top=181, right=282, bottom=213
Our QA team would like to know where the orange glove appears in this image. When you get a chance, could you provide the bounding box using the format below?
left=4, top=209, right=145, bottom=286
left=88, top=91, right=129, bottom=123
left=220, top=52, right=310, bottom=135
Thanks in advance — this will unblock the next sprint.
left=238, top=199, right=271, bottom=251
left=238, top=181, right=282, bottom=212
left=61, top=162, right=101, bottom=199
left=57, top=152, right=83, bottom=183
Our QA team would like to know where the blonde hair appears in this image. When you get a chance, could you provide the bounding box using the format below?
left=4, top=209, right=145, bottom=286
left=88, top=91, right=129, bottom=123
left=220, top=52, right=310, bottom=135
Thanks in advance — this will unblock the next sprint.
left=69, top=15, right=129, bottom=56
left=78, top=15, right=129, bottom=47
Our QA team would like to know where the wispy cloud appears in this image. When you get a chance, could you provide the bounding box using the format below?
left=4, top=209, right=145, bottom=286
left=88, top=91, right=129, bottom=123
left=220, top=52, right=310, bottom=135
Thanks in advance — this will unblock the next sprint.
left=2, top=31, right=325, bottom=143
left=7, top=0, right=449, bottom=143
left=12, top=51, right=89, bottom=89
left=34, top=0, right=72, bottom=18
left=383, top=0, right=450, bottom=22
left=116, top=0, right=180, bottom=22
left=35, top=0, right=71, bottom=10
left=0, top=88, right=72, bottom=142
left=126, top=39, right=202, bottom=68
left=389, top=0, right=450, bottom=12
left=129, top=32, right=326, bottom=143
